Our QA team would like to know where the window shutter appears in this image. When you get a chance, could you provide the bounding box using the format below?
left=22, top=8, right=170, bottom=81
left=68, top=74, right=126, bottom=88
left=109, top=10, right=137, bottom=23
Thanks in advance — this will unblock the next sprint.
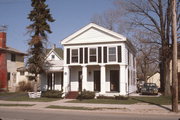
left=85, top=48, right=88, bottom=63
left=98, top=47, right=101, bottom=63
left=103, top=47, right=107, bottom=63
left=118, top=46, right=122, bottom=62
left=67, top=48, right=70, bottom=64
left=80, top=48, right=83, bottom=64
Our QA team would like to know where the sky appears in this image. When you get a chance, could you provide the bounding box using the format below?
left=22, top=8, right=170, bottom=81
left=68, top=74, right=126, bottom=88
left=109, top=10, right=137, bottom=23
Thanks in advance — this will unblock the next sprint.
left=0, top=0, right=115, bottom=53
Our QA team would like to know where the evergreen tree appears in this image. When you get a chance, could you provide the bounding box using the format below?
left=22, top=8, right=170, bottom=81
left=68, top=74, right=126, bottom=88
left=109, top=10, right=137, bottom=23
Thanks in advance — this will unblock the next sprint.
left=27, top=0, right=55, bottom=91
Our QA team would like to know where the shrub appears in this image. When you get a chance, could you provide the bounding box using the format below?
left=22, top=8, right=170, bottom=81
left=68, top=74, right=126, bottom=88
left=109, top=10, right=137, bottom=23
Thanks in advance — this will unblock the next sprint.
left=41, top=90, right=63, bottom=98
left=97, top=95, right=115, bottom=99
left=18, top=81, right=33, bottom=92
left=115, top=95, right=129, bottom=100
left=77, top=90, right=95, bottom=99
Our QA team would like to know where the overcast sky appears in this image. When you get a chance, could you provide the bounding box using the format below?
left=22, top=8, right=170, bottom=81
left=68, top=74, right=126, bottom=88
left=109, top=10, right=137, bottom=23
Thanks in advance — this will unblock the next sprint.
left=0, top=0, right=114, bottom=52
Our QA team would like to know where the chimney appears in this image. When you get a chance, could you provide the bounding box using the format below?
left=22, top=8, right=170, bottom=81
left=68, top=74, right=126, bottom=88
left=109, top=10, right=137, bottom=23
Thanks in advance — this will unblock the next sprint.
left=0, top=32, right=6, bottom=48
left=52, top=44, right=56, bottom=49
left=0, top=32, right=7, bottom=91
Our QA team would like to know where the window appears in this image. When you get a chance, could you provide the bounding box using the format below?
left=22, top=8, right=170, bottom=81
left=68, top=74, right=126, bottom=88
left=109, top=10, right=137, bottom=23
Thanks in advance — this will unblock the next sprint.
left=51, top=55, right=55, bottom=60
left=109, top=47, right=116, bottom=62
left=7, top=72, right=10, bottom=81
left=11, top=53, right=16, bottom=61
left=71, top=49, right=78, bottom=63
left=89, top=48, right=96, bottom=62
left=20, top=71, right=24, bottom=76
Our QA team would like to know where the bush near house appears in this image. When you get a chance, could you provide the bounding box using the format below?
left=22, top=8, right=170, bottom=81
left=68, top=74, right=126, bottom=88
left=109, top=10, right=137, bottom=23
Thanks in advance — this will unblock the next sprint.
left=77, top=90, right=95, bottom=99
left=41, top=90, right=63, bottom=98
left=18, top=81, right=33, bottom=92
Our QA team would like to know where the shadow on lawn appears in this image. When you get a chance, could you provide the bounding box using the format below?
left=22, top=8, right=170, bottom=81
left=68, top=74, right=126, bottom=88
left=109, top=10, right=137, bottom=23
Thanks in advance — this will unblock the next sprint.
left=131, top=98, right=172, bottom=111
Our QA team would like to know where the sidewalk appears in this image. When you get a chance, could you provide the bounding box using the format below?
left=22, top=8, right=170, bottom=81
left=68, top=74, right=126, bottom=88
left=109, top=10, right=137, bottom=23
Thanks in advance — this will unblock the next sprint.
left=0, top=99, right=179, bottom=115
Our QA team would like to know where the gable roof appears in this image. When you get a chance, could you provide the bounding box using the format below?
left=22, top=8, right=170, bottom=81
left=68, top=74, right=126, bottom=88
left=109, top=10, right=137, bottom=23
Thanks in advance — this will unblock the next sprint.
left=45, top=47, right=63, bottom=59
left=61, top=23, right=127, bottom=45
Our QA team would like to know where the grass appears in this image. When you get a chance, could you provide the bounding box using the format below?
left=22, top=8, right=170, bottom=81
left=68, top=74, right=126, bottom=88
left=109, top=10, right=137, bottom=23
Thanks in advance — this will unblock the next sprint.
left=47, top=105, right=127, bottom=111
left=0, top=92, right=61, bottom=102
left=131, top=96, right=172, bottom=105
left=68, top=96, right=173, bottom=105
left=0, top=104, right=34, bottom=107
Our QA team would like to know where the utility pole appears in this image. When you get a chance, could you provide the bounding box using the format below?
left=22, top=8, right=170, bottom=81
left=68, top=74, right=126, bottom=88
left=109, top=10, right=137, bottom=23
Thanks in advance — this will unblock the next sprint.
left=172, top=0, right=178, bottom=113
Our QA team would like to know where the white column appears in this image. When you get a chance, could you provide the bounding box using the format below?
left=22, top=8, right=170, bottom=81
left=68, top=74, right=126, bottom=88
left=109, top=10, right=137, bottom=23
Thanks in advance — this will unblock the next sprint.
left=82, top=65, right=87, bottom=90
left=63, top=66, right=70, bottom=94
left=52, top=73, right=55, bottom=90
left=100, top=65, right=106, bottom=94
left=120, top=65, right=127, bottom=95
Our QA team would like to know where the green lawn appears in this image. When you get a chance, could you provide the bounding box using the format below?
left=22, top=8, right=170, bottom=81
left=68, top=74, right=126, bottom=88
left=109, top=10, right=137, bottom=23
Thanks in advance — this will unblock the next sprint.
left=0, top=104, right=35, bottom=107
left=68, top=96, right=173, bottom=105
left=0, top=92, right=61, bottom=102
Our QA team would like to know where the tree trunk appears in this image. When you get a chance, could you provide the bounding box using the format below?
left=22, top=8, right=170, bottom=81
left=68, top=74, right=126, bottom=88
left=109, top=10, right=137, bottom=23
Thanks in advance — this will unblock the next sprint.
left=164, top=59, right=171, bottom=96
left=33, top=74, right=38, bottom=92
left=159, top=62, right=165, bottom=92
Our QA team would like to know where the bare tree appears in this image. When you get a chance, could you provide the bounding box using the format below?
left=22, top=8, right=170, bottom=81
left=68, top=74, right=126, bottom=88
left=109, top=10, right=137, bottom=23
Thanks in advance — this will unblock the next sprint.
left=114, top=0, right=180, bottom=96
left=135, top=31, right=160, bottom=82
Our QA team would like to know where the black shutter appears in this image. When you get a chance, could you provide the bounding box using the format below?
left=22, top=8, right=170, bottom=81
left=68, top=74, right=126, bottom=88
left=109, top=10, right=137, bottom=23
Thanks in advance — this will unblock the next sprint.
left=67, top=48, right=70, bottom=64
left=85, top=48, right=88, bottom=63
left=103, top=47, right=107, bottom=63
left=80, top=48, right=83, bottom=64
left=98, top=47, right=101, bottom=63
left=118, top=46, right=122, bottom=62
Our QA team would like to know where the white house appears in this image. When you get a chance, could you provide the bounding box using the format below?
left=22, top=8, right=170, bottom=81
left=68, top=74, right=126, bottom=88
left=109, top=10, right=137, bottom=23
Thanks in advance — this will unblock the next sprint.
left=61, top=23, right=136, bottom=96
left=40, top=45, right=64, bottom=91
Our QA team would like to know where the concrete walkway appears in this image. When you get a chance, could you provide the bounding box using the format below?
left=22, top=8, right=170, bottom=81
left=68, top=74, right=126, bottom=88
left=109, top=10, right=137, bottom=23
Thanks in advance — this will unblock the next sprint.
left=0, top=99, right=179, bottom=115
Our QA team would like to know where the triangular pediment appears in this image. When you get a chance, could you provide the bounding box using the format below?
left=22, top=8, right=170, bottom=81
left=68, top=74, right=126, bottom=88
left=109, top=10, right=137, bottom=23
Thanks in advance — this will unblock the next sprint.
left=61, top=23, right=126, bottom=45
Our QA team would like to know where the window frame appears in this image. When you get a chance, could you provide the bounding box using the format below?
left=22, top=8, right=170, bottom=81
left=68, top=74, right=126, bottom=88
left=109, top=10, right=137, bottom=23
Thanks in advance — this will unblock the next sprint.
left=89, top=47, right=97, bottom=63
left=51, top=54, right=55, bottom=60
left=108, top=46, right=117, bottom=62
left=71, top=48, right=79, bottom=63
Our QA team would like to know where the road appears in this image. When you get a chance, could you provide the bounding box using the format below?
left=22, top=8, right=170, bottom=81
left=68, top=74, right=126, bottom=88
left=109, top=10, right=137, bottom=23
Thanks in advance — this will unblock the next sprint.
left=0, top=108, right=179, bottom=120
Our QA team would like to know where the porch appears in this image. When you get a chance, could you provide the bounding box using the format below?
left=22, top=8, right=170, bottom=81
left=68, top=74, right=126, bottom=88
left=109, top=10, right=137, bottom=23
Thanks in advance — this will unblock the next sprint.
left=63, top=64, right=128, bottom=96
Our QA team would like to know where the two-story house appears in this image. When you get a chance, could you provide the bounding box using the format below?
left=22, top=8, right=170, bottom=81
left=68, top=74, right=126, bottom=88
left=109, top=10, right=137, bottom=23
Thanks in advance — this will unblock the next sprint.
left=40, top=45, right=64, bottom=91
left=61, top=23, right=136, bottom=96
left=0, top=32, right=27, bottom=92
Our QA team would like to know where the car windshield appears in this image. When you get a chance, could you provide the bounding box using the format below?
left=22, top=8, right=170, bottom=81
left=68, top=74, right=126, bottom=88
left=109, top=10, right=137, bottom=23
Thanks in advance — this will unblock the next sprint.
left=144, top=83, right=156, bottom=87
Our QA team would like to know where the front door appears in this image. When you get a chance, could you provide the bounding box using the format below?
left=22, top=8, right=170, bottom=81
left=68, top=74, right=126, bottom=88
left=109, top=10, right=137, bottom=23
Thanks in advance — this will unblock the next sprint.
left=110, top=70, right=119, bottom=92
left=94, top=71, right=100, bottom=91
left=78, top=71, right=82, bottom=91
left=47, top=73, right=52, bottom=90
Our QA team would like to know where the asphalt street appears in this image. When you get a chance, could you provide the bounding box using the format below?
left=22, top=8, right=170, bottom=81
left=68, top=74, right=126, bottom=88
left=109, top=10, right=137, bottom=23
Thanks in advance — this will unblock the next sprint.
left=0, top=108, right=179, bottom=120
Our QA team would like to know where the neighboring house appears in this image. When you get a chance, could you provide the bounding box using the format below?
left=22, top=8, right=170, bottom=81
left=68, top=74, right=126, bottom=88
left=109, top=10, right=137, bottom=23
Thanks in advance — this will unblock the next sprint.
left=147, top=72, right=160, bottom=88
left=147, top=44, right=180, bottom=90
left=61, top=23, right=136, bottom=96
left=40, top=45, right=64, bottom=91
left=0, top=32, right=27, bottom=92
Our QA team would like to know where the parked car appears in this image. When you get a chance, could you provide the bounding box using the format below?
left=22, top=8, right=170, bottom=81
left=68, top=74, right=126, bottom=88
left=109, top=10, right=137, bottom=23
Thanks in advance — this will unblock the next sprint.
left=141, top=83, right=158, bottom=95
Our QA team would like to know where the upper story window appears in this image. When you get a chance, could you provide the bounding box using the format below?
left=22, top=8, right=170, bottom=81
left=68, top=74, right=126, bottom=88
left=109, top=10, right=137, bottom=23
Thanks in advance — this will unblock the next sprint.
left=11, top=53, right=16, bottom=62
left=51, top=55, right=55, bottom=60
left=71, top=49, right=78, bottom=63
left=20, top=71, right=24, bottom=76
left=89, top=48, right=97, bottom=62
left=109, top=47, right=116, bottom=62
